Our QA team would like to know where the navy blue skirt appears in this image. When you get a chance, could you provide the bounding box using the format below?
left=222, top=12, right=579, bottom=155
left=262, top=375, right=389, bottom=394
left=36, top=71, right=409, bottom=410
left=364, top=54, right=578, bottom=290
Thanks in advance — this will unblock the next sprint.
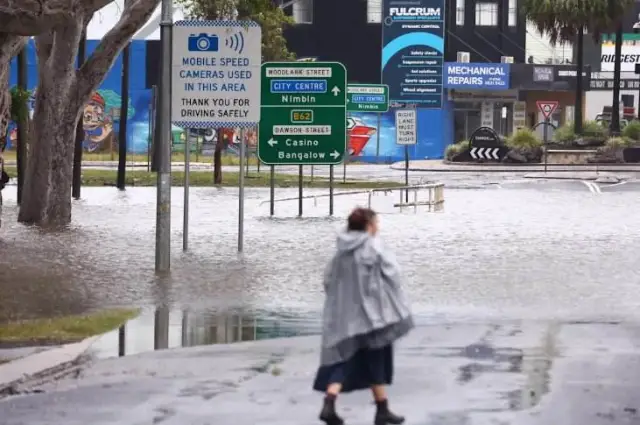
left=312, top=344, right=393, bottom=393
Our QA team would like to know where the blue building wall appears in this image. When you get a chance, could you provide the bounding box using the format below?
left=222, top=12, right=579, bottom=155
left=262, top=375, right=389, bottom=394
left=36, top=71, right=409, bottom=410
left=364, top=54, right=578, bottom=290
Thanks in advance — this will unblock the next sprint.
left=5, top=39, right=450, bottom=161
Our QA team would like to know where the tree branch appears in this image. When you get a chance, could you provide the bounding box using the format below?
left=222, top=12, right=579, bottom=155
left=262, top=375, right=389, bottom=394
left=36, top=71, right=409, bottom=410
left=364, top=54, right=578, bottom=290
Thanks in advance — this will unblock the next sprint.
left=76, top=0, right=159, bottom=102
left=0, top=32, right=28, bottom=61
left=0, top=0, right=114, bottom=35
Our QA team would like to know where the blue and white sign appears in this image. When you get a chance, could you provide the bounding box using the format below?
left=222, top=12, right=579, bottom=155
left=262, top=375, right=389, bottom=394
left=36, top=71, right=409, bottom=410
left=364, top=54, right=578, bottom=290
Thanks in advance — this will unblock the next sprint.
left=381, top=0, right=445, bottom=108
left=444, top=63, right=510, bottom=90
left=172, top=20, right=262, bottom=128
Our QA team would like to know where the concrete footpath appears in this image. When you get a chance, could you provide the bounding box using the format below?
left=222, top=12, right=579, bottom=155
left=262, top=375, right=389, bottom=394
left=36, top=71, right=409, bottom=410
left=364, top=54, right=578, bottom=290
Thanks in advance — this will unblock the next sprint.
left=0, top=337, right=97, bottom=396
left=1, top=321, right=639, bottom=424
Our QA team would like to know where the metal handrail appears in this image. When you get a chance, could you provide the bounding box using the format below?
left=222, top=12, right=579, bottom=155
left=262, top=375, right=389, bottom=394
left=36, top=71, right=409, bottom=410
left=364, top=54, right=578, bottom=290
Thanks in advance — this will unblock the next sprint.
left=260, top=183, right=445, bottom=209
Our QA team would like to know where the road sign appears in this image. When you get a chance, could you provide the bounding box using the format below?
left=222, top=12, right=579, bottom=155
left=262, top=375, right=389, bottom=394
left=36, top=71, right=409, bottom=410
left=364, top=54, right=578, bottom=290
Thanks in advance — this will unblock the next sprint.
left=536, top=101, right=558, bottom=120
left=258, top=61, right=347, bottom=165
left=347, top=84, right=389, bottom=112
left=395, top=109, right=417, bottom=145
left=171, top=20, right=262, bottom=128
left=470, top=147, right=500, bottom=160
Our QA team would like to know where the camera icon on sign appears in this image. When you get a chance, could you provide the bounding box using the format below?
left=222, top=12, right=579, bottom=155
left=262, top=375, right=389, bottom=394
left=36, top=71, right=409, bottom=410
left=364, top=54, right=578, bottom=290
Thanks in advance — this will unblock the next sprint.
left=188, top=33, right=219, bottom=52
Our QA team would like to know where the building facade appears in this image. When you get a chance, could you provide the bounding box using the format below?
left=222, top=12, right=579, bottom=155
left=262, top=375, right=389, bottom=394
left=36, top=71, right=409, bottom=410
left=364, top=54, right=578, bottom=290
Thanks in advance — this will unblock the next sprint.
left=281, top=0, right=528, bottom=160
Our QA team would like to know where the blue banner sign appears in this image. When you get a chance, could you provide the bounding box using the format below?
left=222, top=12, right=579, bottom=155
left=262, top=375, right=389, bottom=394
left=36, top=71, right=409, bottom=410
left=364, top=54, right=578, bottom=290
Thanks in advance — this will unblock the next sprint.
left=381, top=0, right=445, bottom=108
left=443, top=63, right=510, bottom=90
left=270, top=79, right=327, bottom=93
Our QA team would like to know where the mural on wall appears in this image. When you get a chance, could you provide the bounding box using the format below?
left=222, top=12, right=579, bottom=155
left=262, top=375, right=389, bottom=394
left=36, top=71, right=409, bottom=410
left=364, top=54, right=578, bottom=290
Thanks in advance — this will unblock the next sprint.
left=5, top=40, right=449, bottom=162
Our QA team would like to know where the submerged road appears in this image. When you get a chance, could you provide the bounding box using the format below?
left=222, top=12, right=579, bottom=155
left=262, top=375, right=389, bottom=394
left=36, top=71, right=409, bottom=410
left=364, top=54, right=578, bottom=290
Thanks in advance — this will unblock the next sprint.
left=1, top=322, right=640, bottom=424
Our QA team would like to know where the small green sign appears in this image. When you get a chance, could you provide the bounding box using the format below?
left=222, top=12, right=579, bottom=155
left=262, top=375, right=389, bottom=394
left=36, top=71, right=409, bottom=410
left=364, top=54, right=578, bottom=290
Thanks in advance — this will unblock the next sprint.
left=258, top=61, right=347, bottom=165
left=346, top=84, right=389, bottom=112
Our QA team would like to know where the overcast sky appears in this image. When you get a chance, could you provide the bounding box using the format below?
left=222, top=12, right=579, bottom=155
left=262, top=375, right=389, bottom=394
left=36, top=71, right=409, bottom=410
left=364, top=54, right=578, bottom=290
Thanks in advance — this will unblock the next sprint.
left=87, top=1, right=186, bottom=40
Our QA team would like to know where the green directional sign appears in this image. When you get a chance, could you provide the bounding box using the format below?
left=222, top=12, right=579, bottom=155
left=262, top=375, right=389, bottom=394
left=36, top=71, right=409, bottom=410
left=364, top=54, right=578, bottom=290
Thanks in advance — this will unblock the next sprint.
left=347, top=84, right=389, bottom=112
left=258, top=61, right=347, bottom=165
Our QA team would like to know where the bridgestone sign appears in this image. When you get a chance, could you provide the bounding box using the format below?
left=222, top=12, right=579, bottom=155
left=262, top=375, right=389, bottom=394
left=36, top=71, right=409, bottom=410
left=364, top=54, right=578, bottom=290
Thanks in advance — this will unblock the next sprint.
left=601, top=42, right=640, bottom=72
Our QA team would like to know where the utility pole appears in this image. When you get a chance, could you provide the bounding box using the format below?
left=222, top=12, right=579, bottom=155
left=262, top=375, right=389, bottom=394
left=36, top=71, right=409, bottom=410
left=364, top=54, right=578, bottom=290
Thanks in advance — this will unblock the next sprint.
left=155, top=0, right=173, bottom=272
left=117, top=26, right=131, bottom=190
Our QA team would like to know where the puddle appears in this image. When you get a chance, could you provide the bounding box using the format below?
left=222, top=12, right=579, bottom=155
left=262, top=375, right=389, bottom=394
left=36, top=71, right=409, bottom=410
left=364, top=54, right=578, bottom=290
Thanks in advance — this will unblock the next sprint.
left=90, top=307, right=322, bottom=359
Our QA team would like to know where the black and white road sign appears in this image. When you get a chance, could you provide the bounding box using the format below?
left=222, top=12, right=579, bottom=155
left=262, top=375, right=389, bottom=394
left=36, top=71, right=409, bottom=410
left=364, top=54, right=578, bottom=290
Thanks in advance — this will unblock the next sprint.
left=470, top=147, right=500, bottom=160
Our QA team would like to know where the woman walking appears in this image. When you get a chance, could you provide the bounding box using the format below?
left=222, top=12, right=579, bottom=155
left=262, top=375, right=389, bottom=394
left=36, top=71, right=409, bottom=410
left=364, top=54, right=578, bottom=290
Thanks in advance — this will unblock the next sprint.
left=313, top=207, right=414, bottom=425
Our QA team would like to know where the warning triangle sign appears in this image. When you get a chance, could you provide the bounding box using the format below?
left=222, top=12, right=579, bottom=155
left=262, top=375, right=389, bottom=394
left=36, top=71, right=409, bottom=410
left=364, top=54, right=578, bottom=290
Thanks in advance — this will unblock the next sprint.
left=536, top=101, right=559, bottom=120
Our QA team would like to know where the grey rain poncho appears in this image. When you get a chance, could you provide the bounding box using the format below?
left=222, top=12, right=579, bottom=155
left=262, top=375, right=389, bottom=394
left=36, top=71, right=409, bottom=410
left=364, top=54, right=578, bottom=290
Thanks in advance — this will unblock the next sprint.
left=319, top=230, right=414, bottom=366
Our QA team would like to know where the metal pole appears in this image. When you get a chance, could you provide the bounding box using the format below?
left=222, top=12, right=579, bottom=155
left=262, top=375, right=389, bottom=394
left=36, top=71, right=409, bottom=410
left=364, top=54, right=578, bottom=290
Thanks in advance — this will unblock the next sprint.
left=543, top=119, right=549, bottom=173
left=117, top=32, right=130, bottom=190
left=155, top=0, right=173, bottom=273
left=269, top=165, right=275, bottom=216
left=72, top=32, right=86, bottom=199
left=118, top=325, right=126, bottom=357
left=404, top=145, right=409, bottom=202
left=238, top=128, right=245, bottom=252
left=298, top=165, right=303, bottom=216
left=342, top=154, right=347, bottom=183
left=183, top=129, right=190, bottom=251
left=310, top=165, right=314, bottom=182
left=181, top=310, right=188, bottom=347
left=16, top=47, right=27, bottom=204
left=329, top=164, right=334, bottom=216
left=376, top=113, right=381, bottom=160
left=154, top=306, right=170, bottom=350
left=245, top=133, right=249, bottom=177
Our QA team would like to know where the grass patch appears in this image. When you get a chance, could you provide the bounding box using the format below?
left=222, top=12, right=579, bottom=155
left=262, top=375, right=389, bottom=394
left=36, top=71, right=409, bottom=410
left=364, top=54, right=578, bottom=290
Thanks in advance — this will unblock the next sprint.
left=2, top=151, right=258, bottom=166
left=2, top=167, right=399, bottom=189
left=0, top=308, right=139, bottom=346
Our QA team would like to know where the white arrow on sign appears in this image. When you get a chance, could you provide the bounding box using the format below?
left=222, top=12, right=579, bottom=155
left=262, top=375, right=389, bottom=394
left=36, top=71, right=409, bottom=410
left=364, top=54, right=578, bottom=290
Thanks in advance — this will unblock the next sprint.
left=330, top=150, right=340, bottom=159
left=346, top=117, right=356, bottom=130
left=331, top=86, right=341, bottom=96
left=267, top=138, right=278, bottom=147
left=470, top=147, right=500, bottom=160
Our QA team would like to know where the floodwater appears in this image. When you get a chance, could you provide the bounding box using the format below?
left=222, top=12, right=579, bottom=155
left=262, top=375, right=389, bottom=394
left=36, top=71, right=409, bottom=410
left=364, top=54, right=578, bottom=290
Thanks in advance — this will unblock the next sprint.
left=1, top=181, right=640, bottom=335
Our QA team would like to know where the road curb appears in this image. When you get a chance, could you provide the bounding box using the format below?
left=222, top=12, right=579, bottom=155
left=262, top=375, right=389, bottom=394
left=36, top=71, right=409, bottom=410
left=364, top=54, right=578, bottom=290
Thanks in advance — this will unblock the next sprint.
left=390, top=162, right=640, bottom=173
left=0, top=336, right=98, bottom=397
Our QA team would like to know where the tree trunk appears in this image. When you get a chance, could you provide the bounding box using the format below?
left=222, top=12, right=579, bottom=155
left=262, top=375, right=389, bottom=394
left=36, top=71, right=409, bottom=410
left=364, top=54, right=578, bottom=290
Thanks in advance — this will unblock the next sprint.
left=611, top=23, right=623, bottom=135
left=214, top=128, right=224, bottom=184
left=19, top=26, right=82, bottom=226
left=574, top=28, right=584, bottom=135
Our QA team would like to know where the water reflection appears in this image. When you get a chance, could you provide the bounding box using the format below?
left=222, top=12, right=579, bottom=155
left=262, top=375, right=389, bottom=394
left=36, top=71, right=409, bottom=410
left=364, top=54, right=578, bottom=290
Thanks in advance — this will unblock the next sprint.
left=91, top=308, right=321, bottom=359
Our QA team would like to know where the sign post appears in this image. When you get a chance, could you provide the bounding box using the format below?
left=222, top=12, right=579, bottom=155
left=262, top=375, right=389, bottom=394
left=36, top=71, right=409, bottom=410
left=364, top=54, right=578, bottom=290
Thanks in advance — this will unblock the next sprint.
left=536, top=101, right=558, bottom=173
left=172, top=20, right=262, bottom=253
left=259, top=61, right=347, bottom=216
left=395, top=109, right=417, bottom=202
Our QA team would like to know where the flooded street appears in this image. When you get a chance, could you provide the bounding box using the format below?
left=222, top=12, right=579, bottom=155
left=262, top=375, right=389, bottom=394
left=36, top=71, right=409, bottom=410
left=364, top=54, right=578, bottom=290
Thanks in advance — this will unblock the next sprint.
left=1, top=179, right=639, bottom=325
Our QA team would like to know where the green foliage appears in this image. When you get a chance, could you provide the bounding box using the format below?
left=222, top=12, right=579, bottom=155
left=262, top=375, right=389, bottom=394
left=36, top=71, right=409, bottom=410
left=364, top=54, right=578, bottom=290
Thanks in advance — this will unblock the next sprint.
left=605, top=136, right=634, bottom=149
left=178, top=0, right=295, bottom=61
left=444, top=140, right=468, bottom=160
left=622, top=119, right=640, bottom=141
left=507, top=128, right=542, bottom=149
left=582, top=119, right=608, bottom=142
left=10, top=87, right=30, bottom=122
left=553, top=122, right=576, bottom=145
left=521, top=0, right=634, bottom=44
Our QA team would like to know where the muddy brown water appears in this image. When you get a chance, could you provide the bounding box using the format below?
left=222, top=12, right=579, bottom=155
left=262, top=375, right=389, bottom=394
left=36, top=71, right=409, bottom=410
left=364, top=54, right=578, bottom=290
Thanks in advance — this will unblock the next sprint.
left=0, top=185, right=639, bottom=328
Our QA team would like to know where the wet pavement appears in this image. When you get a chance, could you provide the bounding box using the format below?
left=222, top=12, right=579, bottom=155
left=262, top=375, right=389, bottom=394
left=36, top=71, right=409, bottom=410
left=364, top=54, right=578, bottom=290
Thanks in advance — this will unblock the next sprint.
left=2, top=322, right=640, bottom=424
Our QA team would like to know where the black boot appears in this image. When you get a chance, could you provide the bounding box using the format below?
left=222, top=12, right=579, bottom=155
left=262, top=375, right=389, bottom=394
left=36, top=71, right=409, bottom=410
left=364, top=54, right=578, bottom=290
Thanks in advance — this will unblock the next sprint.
left=374, top=399, right=404, bottom=425
left=319, top=395, right=344, bottom=425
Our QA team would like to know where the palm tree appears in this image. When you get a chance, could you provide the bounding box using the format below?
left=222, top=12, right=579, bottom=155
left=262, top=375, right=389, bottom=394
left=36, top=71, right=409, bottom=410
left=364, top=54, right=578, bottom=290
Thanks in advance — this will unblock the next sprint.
left=521, top=0, right=632, bottom=135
